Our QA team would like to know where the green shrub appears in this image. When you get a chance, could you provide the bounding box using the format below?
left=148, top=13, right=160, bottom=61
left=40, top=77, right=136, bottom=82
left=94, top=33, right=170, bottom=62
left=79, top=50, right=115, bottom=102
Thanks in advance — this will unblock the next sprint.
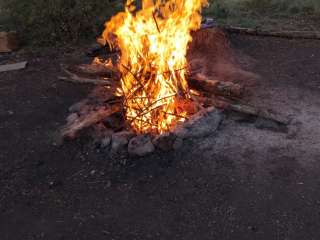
left=0, top=0, right=123, bottom=45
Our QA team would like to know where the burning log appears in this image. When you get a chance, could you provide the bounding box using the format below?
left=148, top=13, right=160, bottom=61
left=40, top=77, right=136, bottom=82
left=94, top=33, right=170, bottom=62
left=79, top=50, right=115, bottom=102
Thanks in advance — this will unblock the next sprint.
left=189, top=73, right=244, bottom=99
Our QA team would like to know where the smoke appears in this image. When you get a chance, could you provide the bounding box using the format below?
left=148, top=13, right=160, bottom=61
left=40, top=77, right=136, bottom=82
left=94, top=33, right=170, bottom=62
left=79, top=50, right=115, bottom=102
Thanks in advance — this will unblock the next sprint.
left=188, top=28, right=258, bottom=86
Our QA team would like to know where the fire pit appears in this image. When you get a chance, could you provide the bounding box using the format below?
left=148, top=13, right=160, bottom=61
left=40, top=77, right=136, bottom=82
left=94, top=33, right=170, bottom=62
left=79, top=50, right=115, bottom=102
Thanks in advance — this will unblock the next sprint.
left=60, top=0, right=288, bottom=156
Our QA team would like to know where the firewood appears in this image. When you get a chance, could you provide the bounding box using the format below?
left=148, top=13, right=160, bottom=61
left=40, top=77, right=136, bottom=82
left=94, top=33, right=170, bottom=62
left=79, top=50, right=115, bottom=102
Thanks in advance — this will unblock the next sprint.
left=223, top=26, right=320, bottom=40
left=58, top=76, right=111, bottom=85
left=226, top=103, right=289, bottom=125
left=192, top=94, right=289, bottom=126
left=59, top=67, right=112, bottom=86
left=76, top=63, right=119, bottom=77
left=0, top=61, right=27, bottom=73
left=191, top=95, right=229, bottom=109
left=188, top=73, right=244, bottom=98
left=61, top=105, right=120, bottom=139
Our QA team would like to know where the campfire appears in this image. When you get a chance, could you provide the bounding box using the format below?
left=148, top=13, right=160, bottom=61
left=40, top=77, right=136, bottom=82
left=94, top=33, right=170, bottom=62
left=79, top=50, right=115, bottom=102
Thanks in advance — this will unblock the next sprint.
left=100, top=0, right=209, bottom=135
left=60, top=0, right=288, bottom=156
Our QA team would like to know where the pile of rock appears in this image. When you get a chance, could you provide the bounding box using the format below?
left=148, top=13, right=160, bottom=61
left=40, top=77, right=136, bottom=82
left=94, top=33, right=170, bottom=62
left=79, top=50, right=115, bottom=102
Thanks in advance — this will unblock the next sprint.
left=90, top=107, right=223, bottom=157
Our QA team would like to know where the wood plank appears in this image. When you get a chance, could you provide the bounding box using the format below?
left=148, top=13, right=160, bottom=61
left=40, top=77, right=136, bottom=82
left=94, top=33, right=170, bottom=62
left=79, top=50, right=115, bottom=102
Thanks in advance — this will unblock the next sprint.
left=0, top=61, right=27, bottom=73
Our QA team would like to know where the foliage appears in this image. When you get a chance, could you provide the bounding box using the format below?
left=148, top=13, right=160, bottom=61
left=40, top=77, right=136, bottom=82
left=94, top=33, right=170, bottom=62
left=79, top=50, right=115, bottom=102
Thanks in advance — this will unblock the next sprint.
left=0, top=0, right=123, bottom=45
left=205, top=0, right=320, bottom=18
left=1, top=0, right=319, bottom=45
left=203, top=0, right=320, bottom=29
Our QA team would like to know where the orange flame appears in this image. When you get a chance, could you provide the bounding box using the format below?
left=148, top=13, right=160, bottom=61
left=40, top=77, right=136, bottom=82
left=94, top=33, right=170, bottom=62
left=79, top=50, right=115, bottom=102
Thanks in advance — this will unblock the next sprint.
left=101, top=0, right=208, bottom=134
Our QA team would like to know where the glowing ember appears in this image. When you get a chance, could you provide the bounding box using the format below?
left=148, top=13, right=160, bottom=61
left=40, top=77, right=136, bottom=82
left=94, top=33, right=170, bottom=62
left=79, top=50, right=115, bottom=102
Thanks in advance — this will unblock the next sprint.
left=101, top=0, right=208, bottom=134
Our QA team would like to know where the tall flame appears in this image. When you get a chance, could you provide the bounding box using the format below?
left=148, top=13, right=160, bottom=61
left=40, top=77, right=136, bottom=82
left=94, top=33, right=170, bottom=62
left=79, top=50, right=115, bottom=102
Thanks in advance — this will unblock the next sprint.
left=101, top=0, right=208, bottom=134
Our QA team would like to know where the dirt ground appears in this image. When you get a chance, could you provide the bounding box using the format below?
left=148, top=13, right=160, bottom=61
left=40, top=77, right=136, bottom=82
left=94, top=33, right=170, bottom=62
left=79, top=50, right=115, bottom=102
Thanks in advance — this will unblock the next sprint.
left=0, top=35, right=320, bottom=240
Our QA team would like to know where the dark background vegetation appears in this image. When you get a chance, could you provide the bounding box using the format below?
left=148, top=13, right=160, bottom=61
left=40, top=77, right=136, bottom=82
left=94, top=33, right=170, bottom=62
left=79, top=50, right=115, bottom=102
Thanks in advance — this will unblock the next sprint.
left=205, top=0, right=320, bottom=29
left=0, top=0, right=123, bottom=45
left=0, top=0, right=319, bottom=45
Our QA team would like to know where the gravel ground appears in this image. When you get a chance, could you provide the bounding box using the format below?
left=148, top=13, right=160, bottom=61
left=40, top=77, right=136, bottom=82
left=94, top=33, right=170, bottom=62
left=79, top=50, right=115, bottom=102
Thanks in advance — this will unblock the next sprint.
left=0, top=35, right=319, bottom=240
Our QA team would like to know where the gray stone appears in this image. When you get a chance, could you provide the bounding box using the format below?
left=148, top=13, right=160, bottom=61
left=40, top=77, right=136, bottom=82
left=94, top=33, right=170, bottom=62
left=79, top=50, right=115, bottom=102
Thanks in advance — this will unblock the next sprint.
left=152, top=132, right=177, bottom=151
left=111, top=131, right=135, bottom=152
left=100, top=136, right=111, bottom=148
left=92, top=125, right=113, bottom=148
left=173, top=124, right=189, bottom=139
left=66, top=113, right=79, bottom=124
left=68, top=99, right=88, bottom=113
left=173, top=107, right=223, bottom=139
left=173, top=137, right=183, bottom=150
left=128, top=135, right=155, bottom=157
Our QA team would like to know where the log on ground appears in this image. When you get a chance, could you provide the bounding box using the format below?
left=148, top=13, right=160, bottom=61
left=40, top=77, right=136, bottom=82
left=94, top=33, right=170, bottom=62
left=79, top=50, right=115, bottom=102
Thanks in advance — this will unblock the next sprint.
left=223, top=26, right=320, bottom=40
left=188, top=73, right=244, bottom=98
left=61, top=105, right=120, bottom=139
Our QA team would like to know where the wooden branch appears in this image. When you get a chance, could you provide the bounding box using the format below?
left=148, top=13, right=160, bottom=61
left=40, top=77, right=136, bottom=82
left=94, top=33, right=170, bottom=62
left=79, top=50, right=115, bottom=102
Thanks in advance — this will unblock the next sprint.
left=191, top=95, right=229, bottom=109
left=191, top=94, right=289, bottom=126
left=188, top=73, right=244, bottom=99
left=59, top=68, right=112, bottom=86
left=0, top=61, right=27, bottom=73
left=77, top=63, right=119, bottom=76
left=223, top=26, right=320, bottom=40
left=152, top=11, right=161, bottom=33
left=62, top=105, right=120, bottom=139
left=226, top=103, right=289, bottom=125
left=58, top=76, right=111, bottom=85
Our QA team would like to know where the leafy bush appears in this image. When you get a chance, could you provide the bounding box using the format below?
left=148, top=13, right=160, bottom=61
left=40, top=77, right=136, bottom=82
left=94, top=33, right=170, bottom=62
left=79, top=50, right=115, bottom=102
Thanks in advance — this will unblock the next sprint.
left=0, top=0, right=123, bottom=45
